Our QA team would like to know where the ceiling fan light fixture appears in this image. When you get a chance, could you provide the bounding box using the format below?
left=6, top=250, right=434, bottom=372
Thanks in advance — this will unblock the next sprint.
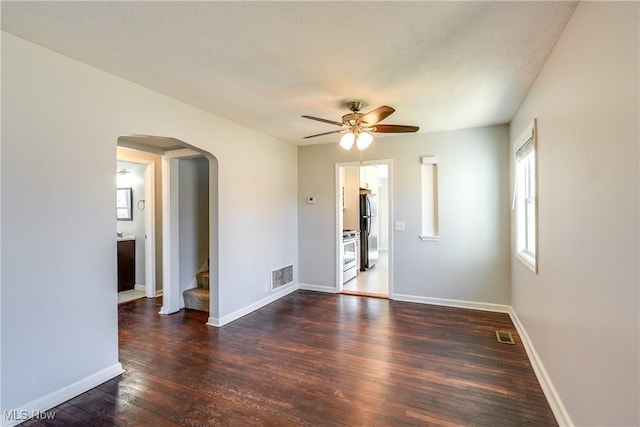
left=302, top=102, right=419, bottom=149
left=356, top=131, right=373, bottom=150
left=340, top=132, right=355, bottom=150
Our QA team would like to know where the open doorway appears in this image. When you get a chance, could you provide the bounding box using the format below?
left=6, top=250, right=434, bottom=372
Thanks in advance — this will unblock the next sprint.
left=116, top=136, right=219, bottom=322
left=337, top=161, right=391, bottom=298
left=116, top=151, right=159, bottom=304
left=161, top=152, right=210, bottom=314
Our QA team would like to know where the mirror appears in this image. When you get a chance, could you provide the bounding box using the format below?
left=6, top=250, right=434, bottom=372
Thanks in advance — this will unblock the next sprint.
left=116, top=187, right=133, bottom=221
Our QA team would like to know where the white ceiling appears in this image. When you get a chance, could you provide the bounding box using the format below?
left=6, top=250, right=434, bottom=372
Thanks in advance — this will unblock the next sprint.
left=1, top=1, right=577, bottom=145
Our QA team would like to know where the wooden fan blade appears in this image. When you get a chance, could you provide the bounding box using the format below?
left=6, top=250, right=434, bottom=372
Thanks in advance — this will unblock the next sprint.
left=358, top=106, right=395, bottom=125
left=303, top=129, right=345, bottom=139
left=372, top=124, right=420, bottom=133
left=301, top=115, right=344, bottom=127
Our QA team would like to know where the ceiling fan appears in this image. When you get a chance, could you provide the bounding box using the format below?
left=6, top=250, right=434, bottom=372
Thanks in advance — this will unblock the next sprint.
left=302, top=101, right=419, bottom=150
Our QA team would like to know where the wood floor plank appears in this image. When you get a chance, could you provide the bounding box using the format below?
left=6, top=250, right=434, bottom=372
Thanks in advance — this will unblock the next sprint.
left=20, top=291, right=557, bottom=426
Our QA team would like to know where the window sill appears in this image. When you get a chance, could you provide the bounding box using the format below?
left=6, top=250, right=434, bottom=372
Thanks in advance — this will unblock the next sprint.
left=419, top=235, right=440, bottom=242
left=516, top=251, right=537, bottom=273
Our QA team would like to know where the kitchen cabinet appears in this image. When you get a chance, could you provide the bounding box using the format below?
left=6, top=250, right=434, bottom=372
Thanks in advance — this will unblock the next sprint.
left=344, top=166, right=360, bottom=230
left=360, top=165, right=378, bottom=193
left=117, top=238, right=135, bottom=292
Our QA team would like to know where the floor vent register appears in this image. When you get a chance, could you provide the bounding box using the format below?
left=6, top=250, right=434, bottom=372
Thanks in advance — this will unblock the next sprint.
left=272, top=264, right=294, bottom=290
left=495, top=330, right=515, bottom=345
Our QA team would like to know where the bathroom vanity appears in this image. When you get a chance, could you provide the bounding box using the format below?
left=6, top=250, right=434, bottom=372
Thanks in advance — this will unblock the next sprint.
left=117, top=236, right=135, bottom=292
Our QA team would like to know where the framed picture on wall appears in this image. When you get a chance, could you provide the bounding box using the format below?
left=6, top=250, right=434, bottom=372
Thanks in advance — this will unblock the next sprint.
left=116, top=187, right=133, bottom=221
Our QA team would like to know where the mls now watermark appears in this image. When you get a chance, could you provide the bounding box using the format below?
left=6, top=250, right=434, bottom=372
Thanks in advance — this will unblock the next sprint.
left=3, top=409, right=56, bottom=421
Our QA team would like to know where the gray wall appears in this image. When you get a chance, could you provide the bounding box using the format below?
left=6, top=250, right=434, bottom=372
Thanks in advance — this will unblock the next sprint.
left=1, top=32, right=298, bottom=414
left=298, top=125, right=511, bottom=305
left=509, top=2, right=639, bottom=426
left=378, top=175, right=389, bottom=250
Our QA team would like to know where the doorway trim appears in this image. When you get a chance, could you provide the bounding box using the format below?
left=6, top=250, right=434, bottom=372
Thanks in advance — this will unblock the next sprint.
left=159, top=148, right=199, bottom=314
left=143, top=163, right=157, bottom=298
left=116, top=152, right=157, bottom=298
left=335, top=159, right=393, bottom=297
left=159, top=147, right=214, bottom=315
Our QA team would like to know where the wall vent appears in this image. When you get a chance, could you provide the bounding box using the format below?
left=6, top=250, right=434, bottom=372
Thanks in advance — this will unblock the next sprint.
left=495, top=330, right=515, bottom=345
left=271, top=264, right=294, bottom=290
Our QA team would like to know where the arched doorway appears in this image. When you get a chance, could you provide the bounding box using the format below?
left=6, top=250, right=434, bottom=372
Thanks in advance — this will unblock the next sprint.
left=116, top=135, right=219, bottom=321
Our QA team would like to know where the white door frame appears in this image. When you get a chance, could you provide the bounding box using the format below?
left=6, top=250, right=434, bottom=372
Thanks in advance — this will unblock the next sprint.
left=335, top=159, right=393, bottom=296
left=142, top=163, right=157, bottom=298
left=116, top=153, right=157, bottom=298
left=159, top=148, right=202, bottom=315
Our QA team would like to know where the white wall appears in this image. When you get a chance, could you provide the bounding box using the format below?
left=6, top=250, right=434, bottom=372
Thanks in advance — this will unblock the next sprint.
left=509, top=2, right=639, bottom=426
left=0, top=32, right=298, bottom=419
left=298, top=125, right=510, bottom=305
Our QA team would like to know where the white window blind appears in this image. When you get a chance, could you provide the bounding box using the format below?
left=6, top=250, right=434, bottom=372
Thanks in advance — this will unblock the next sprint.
left=513, top=119, right=537, bottom=272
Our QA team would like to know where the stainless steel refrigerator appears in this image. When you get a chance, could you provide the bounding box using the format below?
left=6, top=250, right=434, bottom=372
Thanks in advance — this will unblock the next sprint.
left=359, top=193, right=378, bottom=270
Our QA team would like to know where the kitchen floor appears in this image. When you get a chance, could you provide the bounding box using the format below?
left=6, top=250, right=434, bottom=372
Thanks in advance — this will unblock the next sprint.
left=342, top=249, right=388, bottom=297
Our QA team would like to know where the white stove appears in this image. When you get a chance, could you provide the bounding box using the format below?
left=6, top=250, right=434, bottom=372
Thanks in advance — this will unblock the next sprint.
left=342, top=230, right=360, bottom=283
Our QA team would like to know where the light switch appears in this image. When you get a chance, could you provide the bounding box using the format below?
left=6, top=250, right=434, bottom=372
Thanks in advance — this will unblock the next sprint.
left=395, top=221, right=406, bottom=231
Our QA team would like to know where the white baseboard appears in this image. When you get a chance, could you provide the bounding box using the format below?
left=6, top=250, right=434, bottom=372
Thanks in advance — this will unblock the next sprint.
left=204, top=285, right=569, bottom=425
left=508, top=309, right=573, bottom=427
left=207, top=282, right=299, bottom=327
left=134, top=284, right=146, bottom=292
left=392, top=293, right=511, bottom=313
left=2, top=363, right=124, bottom=427
left=298, top=283, right=338, bottom=293
left=158, top=306, right=179, bottom=315
left=390, top=293, right=570, bottom=426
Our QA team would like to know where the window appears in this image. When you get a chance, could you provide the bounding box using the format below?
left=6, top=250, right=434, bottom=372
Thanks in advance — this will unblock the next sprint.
left=420, top=156, right=440, bottom=241
left=513, top=120, right=537, bottom=272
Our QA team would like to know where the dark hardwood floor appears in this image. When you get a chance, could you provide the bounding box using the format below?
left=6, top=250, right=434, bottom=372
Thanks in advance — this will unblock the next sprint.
left=22, top=291, right=557, bottom=426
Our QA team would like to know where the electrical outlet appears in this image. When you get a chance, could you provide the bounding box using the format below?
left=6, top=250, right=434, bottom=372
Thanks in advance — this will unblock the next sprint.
left=395, top=221, right=406, bottom=231
left=264, top=283, right=269, bottom=292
